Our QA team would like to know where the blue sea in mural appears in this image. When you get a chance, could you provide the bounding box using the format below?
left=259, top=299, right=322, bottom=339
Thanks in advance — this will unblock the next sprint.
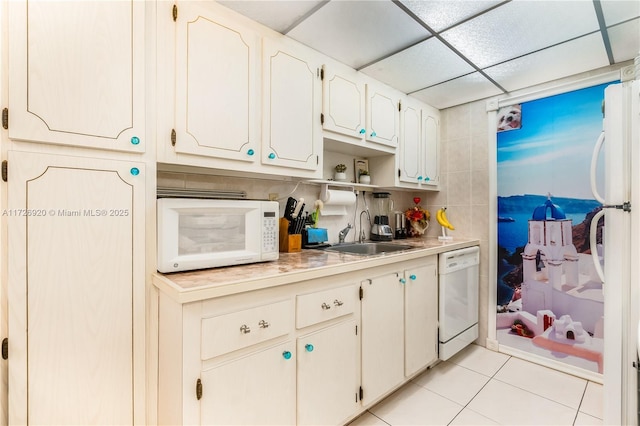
left=497, top=194, right=601, bottom=253
left=498, top=211, right=592, bottom=253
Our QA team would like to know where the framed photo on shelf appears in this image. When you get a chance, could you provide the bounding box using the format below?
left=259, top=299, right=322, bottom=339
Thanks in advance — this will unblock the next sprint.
left=354, top=159, right=369, bottom=183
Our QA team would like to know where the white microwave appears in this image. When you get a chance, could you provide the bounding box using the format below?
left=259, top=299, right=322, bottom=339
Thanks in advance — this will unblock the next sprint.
left=157, top=198, right=279, bottom=273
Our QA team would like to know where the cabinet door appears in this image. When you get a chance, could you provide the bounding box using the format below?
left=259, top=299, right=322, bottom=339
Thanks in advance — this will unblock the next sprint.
left=174, top=2, right=260, bottom=163
left=360, top=273, right=405, bottom=406
left=405, top=259, right=439, bottom=377
left=201, top=341, right=296, bottom=425
left=421, top=106, right=441, bottom=186
left=8, top=151, right=145, bottom=425
left=399, top=98, right=422, bottom=184
left=262, top=37, right=322, bottom=171
left=8, top=1, right=145, bottom=152
left=366, top=83, right=399, bottom=148
left=297, top=320, right=359, bottom=426
left=322, top=64, right=366, bottom=139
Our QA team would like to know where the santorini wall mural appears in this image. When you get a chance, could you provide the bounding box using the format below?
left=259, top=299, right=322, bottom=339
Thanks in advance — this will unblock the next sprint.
left=496, top=82, right=615, bottom=375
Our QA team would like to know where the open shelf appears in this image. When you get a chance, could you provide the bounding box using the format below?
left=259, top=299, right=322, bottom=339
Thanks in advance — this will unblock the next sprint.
left=305, top=179, right=379, bottom=191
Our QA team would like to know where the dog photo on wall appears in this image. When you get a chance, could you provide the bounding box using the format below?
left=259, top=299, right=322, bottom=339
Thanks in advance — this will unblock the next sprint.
left=497, top=104, right=522, bottom=132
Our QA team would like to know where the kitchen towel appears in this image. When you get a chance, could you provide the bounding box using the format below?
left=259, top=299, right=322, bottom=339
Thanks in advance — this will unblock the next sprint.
left=320, top=188, right=356, bottom=216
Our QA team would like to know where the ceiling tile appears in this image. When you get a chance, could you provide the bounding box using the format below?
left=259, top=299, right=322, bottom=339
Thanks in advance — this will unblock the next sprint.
left=600, top=0, right=640, bottom=26
left=410, top=72, right=503, bottom=109
left=217, top=0, right=325, bottom=34
left=360, top=38, right=475, bottom=93
left=440, top=0, right=601, bottom=68
left=218, top=0, right=327, bottom=33
left=399, top=0, right=503, bottom=32
left=608, top=18, right=640, bottom=63
left=286, top=0, right=431, bottom=69
left=484, top=33, right=610, bottom=93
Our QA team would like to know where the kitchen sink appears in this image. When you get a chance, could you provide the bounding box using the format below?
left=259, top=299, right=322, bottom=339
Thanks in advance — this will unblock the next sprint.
left=323, top=242, right=414, bottom=256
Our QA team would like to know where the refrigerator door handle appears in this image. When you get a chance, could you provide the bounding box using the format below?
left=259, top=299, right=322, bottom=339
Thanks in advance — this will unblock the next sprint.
left=589, top=208, right=606, bottom=283
left=590, top=130, right=606, bottom=204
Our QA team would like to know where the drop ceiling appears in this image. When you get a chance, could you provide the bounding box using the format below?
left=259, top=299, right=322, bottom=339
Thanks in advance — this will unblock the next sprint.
left=218, top=0, right=640, bottom=109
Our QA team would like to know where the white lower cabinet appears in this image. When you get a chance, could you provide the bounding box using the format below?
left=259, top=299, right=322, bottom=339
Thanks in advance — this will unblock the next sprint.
left=297, top=320, right=358, bottom=425
left=360, top=272, right=405, bottom=406
left=201, top=341, right=296, bottom=425
left=404, top=258, right=439, bottom=377
left=8, top=151, right=146, bottom=425
left=156, top=255, right=442, bottom=425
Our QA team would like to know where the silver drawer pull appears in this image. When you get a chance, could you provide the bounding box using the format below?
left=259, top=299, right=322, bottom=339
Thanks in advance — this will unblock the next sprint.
left=334, top=299, right=344, bottom=307
left=240, top=324, right=251, bottom=334
left=258, top=320, right=270, bottom=328
left=321, top=302, right=331, bottom=310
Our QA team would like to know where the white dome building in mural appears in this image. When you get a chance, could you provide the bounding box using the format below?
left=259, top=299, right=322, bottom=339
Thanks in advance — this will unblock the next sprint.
left=520, top=195, right=604, bottom=334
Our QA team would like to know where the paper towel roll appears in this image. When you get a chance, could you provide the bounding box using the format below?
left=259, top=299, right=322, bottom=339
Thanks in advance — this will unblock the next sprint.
left=320, top=189, right=356, bottom=216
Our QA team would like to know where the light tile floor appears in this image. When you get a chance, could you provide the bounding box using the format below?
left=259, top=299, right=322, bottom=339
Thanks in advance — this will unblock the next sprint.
left=349, top=344, right=603, bottom=426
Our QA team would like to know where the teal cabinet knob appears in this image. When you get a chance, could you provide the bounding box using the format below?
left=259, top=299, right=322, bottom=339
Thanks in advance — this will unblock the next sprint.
left=359, top=128, right=366, bottom=135
left=282, top=351, right=292, bottom=360
left=410, top=274, right=417, bottom=280
left=247, top=149, right=255, bottom=156
left=425, top=176, right=431, bottom=181
left=130, top=136, right=140, bottom=145
left=370, top=131, right=377, bottom=137
left=130, top=167, right=140, bottom=176
left=417, top=176, right=423, bottom=181
left=268, top=152, right=276, bottom=160
left=305, top=344, right=314, bottom=352
left=399, top=278, right=406, bottom=285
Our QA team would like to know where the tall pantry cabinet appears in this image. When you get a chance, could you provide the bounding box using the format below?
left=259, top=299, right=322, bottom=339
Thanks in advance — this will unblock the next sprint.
left=3, top=1, right=148, bottom=424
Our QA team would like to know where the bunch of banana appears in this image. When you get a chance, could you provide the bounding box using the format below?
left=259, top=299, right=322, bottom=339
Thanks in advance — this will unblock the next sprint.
left=436, top=207, right=455, bottom=230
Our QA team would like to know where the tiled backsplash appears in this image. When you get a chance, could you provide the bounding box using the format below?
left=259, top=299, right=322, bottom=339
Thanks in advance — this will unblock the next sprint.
left=437, top=99, right=491, bottom=346
left=157, top=170, right=432, bottom=245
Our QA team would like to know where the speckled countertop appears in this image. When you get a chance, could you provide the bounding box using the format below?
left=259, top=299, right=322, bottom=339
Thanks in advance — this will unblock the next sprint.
left=153, top=237, right=480, bottom=303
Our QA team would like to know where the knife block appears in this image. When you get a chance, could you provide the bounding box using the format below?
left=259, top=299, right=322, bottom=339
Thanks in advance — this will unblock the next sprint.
left=279, top=218, right=301, bottom=253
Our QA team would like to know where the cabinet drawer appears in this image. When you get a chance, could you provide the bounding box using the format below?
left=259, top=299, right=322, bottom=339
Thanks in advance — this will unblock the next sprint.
left=296, top=285, right=356, bottom=329
left=201, top=299, right=292, bottom=359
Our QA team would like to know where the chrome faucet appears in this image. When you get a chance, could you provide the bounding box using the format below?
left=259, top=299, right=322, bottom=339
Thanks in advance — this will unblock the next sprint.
left=338, top=223, right=352, bottom=243
left=359, top=210, right=371, bottom=243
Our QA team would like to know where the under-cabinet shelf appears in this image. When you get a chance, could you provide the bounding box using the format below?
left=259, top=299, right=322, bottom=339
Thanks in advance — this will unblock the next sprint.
left=305, top=179, right=379, bottom=191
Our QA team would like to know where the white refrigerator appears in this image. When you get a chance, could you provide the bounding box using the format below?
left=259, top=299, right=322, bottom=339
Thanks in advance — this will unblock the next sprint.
left=590, top=79, right=640, bottom=425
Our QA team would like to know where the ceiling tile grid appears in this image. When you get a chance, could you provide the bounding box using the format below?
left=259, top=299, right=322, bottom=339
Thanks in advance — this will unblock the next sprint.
left=217, top=0, right=640, bottom=108
left=360, top=37, right=476, bottom=93
left=400, top=0, right=505, bottom=32
left=411, top=72, right=504, bottom=109
left=483, top=32, right=611, bottom=92
left=438, top=1, right=601, bottom=69
left=286, top=0, right=432, bottom=69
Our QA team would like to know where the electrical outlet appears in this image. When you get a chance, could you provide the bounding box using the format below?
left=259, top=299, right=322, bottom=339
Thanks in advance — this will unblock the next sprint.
left=269, top=193, right=279, bottom=201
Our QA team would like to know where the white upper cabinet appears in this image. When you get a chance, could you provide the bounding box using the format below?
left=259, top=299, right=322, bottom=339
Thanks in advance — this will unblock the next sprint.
left=322, top=63, right=366, bottom=140
left=159, top=2, right=322, bottom=177
left=173, top=1, right=260, bottom=164
left=401, top=99, right=440, bottom=187
left=262, top=36, right=322, bottom=172
left=321, top=62, right=400, bottom=154
left=369, top=95, right=440, bottom=191
left=399, top=97, right=423, bottom=183
left=8, top=0, right=145, bottom=152
left=421, top=104, right=441, bottom=186
left=365, top=82, right=400, bottom=148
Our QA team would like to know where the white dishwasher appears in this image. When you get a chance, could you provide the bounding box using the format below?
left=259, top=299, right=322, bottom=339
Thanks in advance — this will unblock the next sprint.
left=439, top=246, right=480, bottom=360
